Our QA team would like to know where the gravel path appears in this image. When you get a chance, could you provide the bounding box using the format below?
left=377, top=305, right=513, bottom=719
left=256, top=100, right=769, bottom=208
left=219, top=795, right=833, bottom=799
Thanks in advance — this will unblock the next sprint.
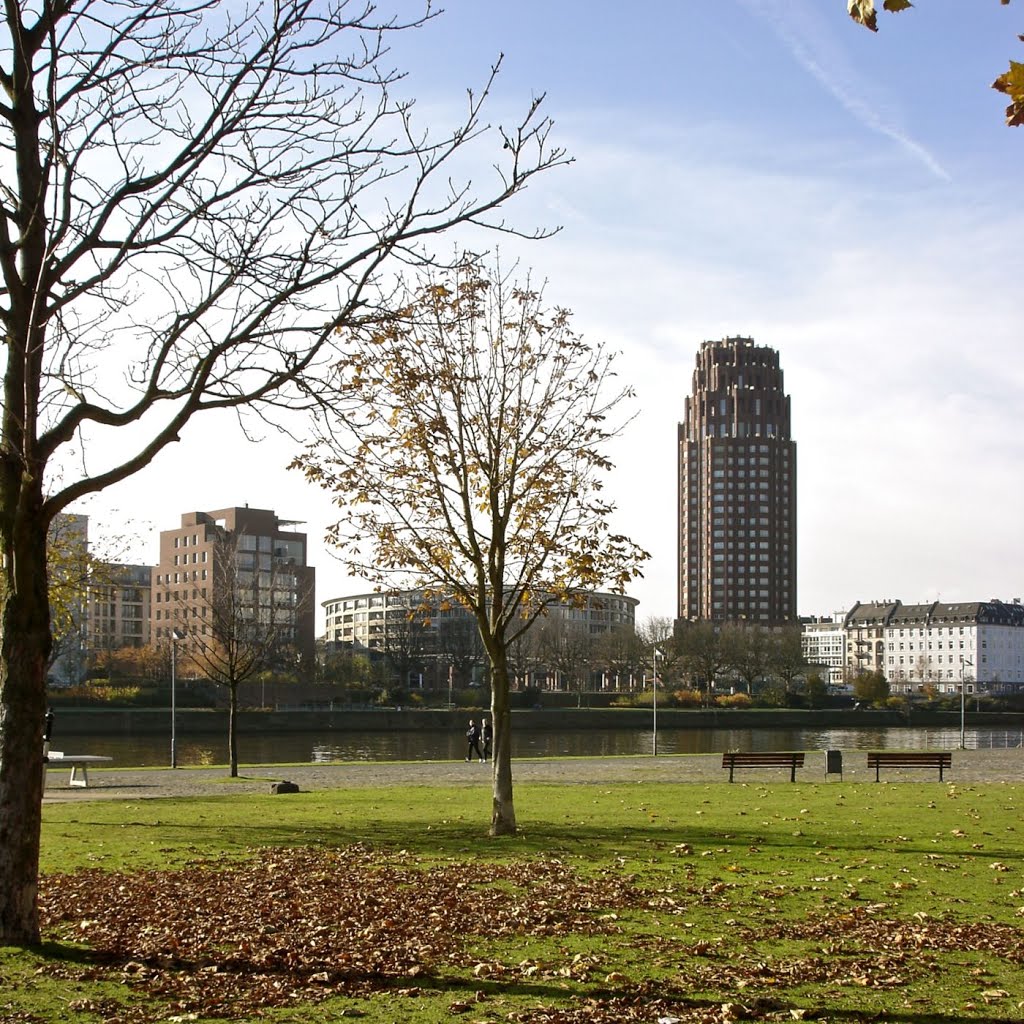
left=42, top=747, right=1024, bottom=802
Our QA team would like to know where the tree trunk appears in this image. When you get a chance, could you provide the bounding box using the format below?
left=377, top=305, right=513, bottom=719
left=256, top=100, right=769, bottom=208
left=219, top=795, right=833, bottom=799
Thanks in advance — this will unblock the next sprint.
left=0, top=509, right=52, bottom=945
left=229, top=682, right=239, bottom=777
left=489, top=648, right=516, bottom=836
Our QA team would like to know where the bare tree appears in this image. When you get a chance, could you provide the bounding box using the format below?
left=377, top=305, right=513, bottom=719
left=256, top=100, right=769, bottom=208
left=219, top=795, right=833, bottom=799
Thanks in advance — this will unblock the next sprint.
left=769, top=625, right=808, bottom=696
left=0, top=0, right=567, bottom=942
left=535, top=616, right=593, bottom=705
left=637, top=615, right=683, bottom=688
left=724, top=623, right=773, bottom=696
left=180, top=530, right=312, bottom=777
left=294, top=260, right=648, bottom=836
left=505, top=623, right=542, bottom=693
left=435, top=613, right=485, bottom=689
left=379, top=604, right=430, bottom=691
left=594, top=624, right=645, bottom=692
left=677, top=622, right=729, bottom=703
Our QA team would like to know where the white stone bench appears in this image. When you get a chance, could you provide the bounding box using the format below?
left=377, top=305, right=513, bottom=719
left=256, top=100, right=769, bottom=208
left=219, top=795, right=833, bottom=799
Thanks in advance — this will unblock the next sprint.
left=45, top=751, right=113, bottom=788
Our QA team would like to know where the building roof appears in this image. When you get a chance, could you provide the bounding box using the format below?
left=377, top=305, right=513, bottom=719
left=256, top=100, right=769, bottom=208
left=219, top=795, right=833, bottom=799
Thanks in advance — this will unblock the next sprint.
left=844, top=601, right=900, bottom=627
left=838, top=599, right=1024, bottom=630
left=887, top=602, right=937, bottom=627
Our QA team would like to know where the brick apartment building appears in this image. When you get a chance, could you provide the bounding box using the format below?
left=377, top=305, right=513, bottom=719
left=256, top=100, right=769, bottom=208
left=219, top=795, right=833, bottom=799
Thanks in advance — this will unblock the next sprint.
left=151, top=507, right=316, bottom=664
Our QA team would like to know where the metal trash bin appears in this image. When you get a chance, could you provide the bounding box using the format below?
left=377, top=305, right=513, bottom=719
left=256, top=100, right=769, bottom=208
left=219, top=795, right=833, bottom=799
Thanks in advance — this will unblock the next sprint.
left=825, top=749, right=843, bottom=779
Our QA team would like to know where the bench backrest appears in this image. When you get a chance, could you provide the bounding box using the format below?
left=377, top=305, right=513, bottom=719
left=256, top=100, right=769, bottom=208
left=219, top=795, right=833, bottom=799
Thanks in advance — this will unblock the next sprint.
left=722, top=752, right=804, bottom=763
left=867, top=752, right=951, bottom=764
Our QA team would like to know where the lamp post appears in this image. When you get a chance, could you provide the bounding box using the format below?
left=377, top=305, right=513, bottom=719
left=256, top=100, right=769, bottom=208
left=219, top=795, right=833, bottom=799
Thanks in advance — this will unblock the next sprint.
left=652, top=647, right=662, bottom=757
left=959, top=656, right=973, bottom=751
left=170, top=628, right=185, bottom=768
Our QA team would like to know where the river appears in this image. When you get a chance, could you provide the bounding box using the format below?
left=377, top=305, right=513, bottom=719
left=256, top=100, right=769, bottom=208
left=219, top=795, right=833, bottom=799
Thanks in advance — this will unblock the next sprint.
left=60, top=724, right=1024, bottom=768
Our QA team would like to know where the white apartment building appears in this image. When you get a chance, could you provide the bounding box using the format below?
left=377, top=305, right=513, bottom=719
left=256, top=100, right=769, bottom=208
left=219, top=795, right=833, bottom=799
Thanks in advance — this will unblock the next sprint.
left=885, top=600, right=1024, bottom=695
left=844, top=600, right=899, bottom=678
left=800, top=615, right=847, bottom=688
left=803, top=598, right=1024, bottom=695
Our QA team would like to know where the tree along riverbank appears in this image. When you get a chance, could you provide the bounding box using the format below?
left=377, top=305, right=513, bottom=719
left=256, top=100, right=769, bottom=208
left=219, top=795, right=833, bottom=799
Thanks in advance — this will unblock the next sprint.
left=47, top=706, right=1024, bottom=736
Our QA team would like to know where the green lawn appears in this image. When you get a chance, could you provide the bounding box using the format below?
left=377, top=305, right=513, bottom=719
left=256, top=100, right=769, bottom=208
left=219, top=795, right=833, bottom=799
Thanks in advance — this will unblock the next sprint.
left=2, top=776, right=1022, bottom=1023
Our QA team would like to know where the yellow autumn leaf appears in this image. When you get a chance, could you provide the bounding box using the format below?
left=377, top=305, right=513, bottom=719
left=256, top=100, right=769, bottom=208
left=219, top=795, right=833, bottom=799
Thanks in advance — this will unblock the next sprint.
left=848, top=0, right=878, bottom=31
left=992, top=59, right=1024, bottom=99
left=992, top=60, right=1024, bottom=125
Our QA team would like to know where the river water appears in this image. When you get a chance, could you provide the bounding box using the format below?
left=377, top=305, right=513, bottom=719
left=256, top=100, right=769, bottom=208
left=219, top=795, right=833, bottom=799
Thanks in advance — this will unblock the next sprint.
left=65, top=724, right=1024, bottom=768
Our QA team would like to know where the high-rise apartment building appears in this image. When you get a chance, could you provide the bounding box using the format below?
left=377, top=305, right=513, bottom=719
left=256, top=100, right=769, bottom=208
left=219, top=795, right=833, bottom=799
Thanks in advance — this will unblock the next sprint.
left=677, top=336, right=796, bottom=625
left=86, top=563, right=152, bottom=654
left=151, top=507, right=316, bottom=664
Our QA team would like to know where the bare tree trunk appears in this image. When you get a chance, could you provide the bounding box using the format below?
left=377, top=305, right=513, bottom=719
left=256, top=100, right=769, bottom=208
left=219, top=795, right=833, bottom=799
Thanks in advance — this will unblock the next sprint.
left=0, top=509, right=51, bottom=944
left=229, top=683, right=239, bottom=778
left=489, top=648, right=516, bottom=836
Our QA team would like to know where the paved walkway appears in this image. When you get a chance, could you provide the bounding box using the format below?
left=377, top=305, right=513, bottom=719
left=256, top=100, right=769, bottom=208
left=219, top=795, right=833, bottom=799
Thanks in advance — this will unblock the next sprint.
left=42, top=747, right=1024, bottom=802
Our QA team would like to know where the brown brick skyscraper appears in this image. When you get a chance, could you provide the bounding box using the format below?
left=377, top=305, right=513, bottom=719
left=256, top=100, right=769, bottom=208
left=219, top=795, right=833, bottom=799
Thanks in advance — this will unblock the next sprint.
left=677, top=337, right=796, bottom=624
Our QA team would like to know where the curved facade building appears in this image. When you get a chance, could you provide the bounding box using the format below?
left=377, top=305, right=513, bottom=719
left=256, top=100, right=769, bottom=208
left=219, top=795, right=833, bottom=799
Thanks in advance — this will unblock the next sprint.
left=677, top=336, right=796, bottom=625
left=322, top=589, right=638, bottom=650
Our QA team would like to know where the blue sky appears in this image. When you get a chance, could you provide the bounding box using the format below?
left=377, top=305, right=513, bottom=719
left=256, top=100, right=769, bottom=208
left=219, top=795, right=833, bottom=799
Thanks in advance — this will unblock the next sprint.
left=82, top=0, right=1024, bottom=627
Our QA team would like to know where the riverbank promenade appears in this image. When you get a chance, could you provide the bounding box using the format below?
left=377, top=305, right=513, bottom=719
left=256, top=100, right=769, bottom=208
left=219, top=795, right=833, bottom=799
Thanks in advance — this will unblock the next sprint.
left=43, top=746, right=1024, bottom=802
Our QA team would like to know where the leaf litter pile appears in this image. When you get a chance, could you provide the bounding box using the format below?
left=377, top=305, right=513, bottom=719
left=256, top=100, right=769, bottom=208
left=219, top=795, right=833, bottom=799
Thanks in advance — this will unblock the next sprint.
left=35, top=841, right=1024, bottom=1023
left=38, top=844, right=639, bottom=1020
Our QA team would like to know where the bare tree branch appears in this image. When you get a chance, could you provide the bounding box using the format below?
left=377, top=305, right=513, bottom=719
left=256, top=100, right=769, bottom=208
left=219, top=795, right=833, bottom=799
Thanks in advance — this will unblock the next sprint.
left=0, top=0, right=568, bottom=944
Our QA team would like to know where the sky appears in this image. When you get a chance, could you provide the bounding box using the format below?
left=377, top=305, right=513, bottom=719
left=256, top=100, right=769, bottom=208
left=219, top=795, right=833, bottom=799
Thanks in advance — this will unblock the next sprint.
left=76, top=0, right=1024, bottom=630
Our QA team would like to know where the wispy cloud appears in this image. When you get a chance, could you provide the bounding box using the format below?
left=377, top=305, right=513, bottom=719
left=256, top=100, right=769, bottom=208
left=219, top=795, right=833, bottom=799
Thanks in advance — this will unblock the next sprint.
left=739, top=0, right=950, bottom=182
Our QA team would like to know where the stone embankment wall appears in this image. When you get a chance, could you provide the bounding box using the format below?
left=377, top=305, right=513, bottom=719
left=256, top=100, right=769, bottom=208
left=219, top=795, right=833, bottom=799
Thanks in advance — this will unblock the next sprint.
left=49, top=707, right=1024, bottom=736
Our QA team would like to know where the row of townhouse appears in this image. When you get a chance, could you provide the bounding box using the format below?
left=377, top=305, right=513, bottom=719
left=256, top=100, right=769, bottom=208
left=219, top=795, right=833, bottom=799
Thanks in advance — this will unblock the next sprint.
left=802, top=598, right=1024, bottom=695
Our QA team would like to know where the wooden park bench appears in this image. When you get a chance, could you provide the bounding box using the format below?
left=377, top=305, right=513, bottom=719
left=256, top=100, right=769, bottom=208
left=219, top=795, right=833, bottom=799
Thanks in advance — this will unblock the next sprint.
left=866, top=751, right=952, bottom=782
left=722, top=751, right=805, bottom=783
left=45, top=751, right=113, bottom=788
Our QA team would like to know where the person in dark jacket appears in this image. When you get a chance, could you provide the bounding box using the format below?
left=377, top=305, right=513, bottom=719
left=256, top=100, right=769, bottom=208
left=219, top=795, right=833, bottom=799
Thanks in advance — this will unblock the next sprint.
left=481, top=718, right=493, bottom=761
left=465, top=719, right=483, bottom=762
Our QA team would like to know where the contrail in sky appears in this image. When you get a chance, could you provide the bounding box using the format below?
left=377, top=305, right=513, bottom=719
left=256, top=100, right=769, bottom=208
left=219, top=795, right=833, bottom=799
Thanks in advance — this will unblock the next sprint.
left=739, top=0, right=951, bottom=182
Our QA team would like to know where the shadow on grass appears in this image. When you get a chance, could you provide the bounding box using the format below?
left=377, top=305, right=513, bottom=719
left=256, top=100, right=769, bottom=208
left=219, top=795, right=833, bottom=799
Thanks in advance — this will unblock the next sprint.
left=49, top=813, right=1024, bottom=871
left=429, top=977, right=1017, bottom=1024
left=22, top=943, right=1011, bottom=1024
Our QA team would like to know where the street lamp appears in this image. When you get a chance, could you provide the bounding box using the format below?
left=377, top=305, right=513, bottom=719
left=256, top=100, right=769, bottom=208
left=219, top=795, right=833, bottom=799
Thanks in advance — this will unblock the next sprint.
left=170, top=628, right=185, bottom=768
left=959, top=656, right=973, bottom=751
left=652, top=647, right=662, bottom=757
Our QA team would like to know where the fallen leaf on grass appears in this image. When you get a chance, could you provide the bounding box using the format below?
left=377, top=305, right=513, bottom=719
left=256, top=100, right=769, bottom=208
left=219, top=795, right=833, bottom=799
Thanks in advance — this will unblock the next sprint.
left=39, top=846, right=643, bottom=1021
left=981, top=989, right=1010, bottom=1002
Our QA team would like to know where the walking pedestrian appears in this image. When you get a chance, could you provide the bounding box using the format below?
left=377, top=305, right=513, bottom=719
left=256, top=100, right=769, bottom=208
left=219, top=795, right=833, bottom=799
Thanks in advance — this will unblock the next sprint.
left=465, top=719, right=483, bottom=762
left=481, top=718, right=493, bottom=761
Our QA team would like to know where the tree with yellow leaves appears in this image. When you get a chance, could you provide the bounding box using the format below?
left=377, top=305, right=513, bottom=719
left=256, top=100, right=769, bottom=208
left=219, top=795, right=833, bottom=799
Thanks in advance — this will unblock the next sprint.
left=294, top=260, right=648, bottom=836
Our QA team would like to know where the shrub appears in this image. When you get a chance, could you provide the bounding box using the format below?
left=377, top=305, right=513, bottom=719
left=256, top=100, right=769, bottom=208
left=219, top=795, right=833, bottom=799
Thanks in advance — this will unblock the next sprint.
left=715, top=692, right=752, bottom=709
left=672, top=689, right=703, bottom=708
left=52, top=684, right=142, bottom=704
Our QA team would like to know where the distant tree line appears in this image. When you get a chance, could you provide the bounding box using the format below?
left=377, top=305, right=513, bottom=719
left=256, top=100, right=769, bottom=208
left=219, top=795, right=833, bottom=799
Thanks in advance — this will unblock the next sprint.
left=318, top=616, right=823, bottom=707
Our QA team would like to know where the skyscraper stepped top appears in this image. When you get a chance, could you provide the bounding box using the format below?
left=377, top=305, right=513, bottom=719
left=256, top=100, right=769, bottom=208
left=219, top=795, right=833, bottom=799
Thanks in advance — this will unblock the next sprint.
left=678, top=336, right=796, bottom=625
